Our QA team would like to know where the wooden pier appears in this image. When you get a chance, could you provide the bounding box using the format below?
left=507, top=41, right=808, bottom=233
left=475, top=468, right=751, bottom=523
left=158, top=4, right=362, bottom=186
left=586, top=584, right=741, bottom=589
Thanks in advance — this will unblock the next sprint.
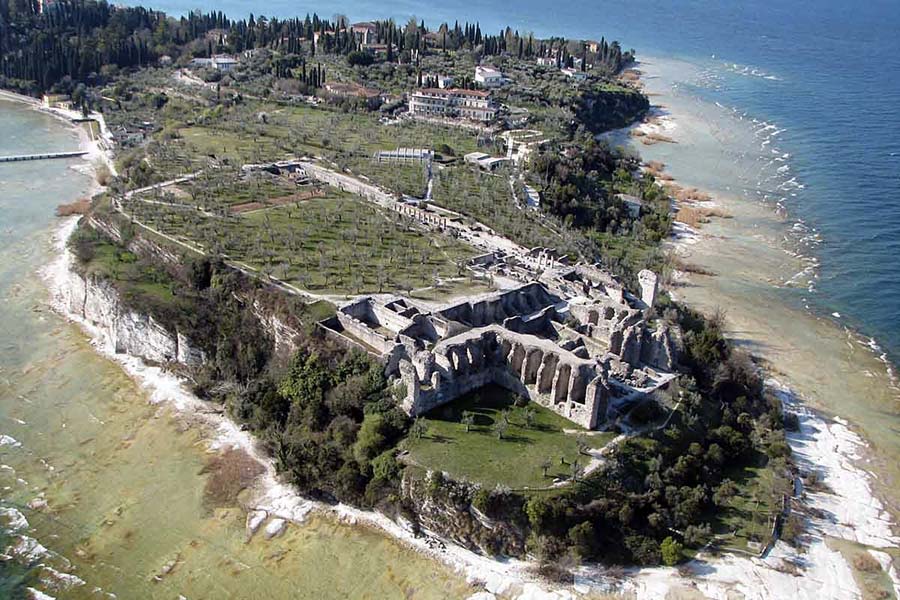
left=0, top=151, right=88, bottom=163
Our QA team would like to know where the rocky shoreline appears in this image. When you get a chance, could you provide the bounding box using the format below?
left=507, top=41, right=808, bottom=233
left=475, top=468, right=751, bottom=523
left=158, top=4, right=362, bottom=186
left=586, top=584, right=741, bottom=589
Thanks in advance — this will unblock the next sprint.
left=612, top=58, right=900, bottom=597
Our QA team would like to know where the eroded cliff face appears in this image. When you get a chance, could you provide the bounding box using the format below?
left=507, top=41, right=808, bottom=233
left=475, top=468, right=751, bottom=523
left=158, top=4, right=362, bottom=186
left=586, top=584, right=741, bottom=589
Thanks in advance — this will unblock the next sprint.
left=401, top=473, right=527, bottom=557
left=58, top=266, right=206, bottom=367
left=251, top=299, right=301, bottom=360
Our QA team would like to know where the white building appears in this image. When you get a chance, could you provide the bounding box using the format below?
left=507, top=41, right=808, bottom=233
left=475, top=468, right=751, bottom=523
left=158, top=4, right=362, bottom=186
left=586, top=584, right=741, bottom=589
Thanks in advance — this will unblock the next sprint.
left=190, top=54, right=239, bottom=71
left=351, top=22, right=378, bottom=45
left=464, top=152, right=508, bottom=171
left=409, top=88, right=497, bottom=122
left=474, top=65, right=503, bottom=88
left=536, top=56, right=556, bottom=67
left=561, top=67, right=587, bottom=81
left=435, top=74, right=454, bottom=89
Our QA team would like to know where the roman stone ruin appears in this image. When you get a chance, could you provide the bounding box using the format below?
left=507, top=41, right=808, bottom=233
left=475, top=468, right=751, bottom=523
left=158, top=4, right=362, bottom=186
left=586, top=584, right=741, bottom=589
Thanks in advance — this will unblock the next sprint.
left=319, top=256, right=679, bottom=429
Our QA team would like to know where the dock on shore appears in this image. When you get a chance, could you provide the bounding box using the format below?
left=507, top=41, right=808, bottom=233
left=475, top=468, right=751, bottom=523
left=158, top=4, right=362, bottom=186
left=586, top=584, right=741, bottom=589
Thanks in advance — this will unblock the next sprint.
left=0, top=151, right=88, bottom=163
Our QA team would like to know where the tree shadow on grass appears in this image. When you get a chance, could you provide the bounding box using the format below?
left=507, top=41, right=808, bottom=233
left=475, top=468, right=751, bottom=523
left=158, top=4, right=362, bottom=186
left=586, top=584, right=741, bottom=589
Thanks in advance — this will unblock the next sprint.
left=527, top=422, right=558, bottom=433
left=495, top=433, right=534, bottom=445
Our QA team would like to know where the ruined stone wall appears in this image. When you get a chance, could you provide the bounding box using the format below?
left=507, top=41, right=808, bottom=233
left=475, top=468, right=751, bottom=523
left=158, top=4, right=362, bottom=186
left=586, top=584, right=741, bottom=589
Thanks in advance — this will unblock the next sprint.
left=640, top=325, right=680, bottom=371
left=401, top=326, right=609, bottom=429
left=437, top=283, right=558, bottom=328
left=371, top=303, right=414, bottom=333
left=336, top=312, right=396, bottom=355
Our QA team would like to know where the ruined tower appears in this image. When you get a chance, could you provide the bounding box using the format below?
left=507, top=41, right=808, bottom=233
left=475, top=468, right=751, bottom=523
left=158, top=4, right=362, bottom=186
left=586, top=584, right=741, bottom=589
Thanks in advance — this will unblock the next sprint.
left=638, top=270, right=658, bottom=310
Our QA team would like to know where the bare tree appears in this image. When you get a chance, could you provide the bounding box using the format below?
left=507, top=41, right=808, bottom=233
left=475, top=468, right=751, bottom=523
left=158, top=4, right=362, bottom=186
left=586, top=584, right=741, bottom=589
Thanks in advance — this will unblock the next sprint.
left=461, top=411, right=475, bottom=433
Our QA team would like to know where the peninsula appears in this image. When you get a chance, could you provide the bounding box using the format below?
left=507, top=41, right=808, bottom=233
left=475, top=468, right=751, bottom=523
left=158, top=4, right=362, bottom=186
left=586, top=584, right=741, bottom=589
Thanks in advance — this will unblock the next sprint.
left=1, top=0, right=808, bottom=589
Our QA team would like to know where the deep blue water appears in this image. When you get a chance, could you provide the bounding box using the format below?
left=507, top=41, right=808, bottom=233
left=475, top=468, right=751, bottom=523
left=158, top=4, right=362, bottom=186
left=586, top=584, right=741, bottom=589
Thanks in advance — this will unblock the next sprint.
left=131, top=0, right=900, bottom=361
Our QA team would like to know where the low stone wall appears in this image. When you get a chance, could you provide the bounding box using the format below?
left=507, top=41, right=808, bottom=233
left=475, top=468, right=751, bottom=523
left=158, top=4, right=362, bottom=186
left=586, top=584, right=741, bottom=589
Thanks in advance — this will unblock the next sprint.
left=336, top=312, right=396, bottom=355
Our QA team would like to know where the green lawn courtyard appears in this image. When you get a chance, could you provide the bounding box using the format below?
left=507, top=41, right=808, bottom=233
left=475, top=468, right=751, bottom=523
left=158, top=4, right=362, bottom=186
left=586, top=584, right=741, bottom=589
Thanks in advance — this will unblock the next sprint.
left=403, top=384, right=616, bottom=489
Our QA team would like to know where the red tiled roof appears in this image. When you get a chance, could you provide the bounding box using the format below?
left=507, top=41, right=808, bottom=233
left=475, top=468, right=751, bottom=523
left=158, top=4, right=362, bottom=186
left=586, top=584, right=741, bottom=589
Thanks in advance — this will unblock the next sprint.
left=452, top=88, right=491, bottom=97
left=416, top=88, right=490, bottom=98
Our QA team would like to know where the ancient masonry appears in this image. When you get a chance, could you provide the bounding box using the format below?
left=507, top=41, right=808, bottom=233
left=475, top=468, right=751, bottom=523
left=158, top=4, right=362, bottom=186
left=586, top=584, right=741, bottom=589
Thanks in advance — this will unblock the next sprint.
left=320, top=254, right=679, bottom=429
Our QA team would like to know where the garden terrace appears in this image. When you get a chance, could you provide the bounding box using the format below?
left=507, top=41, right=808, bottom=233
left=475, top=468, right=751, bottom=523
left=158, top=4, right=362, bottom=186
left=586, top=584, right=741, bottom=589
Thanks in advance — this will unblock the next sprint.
left=148, top=170, right=315, bottom=212
left=121, top=190, right=479, bottom=297
left=112, top=87, right=493, bottom=186
left=339, top=156, right=429, bottom=199
left=431, top=164, right=596, bottom=258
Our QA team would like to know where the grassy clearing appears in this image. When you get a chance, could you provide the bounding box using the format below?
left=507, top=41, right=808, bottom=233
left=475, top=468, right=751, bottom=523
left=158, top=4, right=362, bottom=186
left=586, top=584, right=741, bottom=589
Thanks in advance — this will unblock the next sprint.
left=177, top=102, right=483, bottom=165
left=119, top=94, right=488, bottom=186
left=408, top=277, right=495, bottom=302
left=84, top=240, right=177, bottom=304
left=164, top=170, right=303, bottom=210
left=711, top=459, right=782, bottom=553
left=403, top=385, right=615, bottom=489
left=71, top=228, right=201, bottom=329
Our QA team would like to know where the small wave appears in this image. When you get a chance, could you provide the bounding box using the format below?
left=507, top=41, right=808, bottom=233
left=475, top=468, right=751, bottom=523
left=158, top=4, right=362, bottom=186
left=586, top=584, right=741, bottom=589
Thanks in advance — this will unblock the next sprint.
left=4, top=534, right=50, bottom=562
left=0, top=434, right=22, bottom=447
left=0, top=506, right=29, bottom=531
left=39, top=565, right=86, bottom=592
left=720, top=60, right=784, bottom=81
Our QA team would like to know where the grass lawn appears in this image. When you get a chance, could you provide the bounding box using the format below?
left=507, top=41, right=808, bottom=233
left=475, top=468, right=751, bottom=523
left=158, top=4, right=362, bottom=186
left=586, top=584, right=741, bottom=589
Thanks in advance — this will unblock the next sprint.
left=74, top=233, right=199, bottom=327
left=710, top=457, right=784, bottom=553
left=169, top=170, right=301, bottom=210
left=403, top=384, right=615, bottom=489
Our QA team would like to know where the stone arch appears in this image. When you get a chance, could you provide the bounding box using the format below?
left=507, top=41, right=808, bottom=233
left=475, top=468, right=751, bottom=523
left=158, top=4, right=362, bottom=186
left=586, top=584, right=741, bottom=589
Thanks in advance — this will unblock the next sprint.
left=522, top=349, right=543, bottom=385
left=569, top=367, right=587, bottom=404
left=469, top=339, right=486, bottom=370
left=498, top=338, right=513, bottom=363
left=553, top=364, right=571, bottom=405
left=509, top=343, right=526, bottom=375
left=483, top=334, right=500, bottom=365
left=451, top=346, right=469, bottom=374
left=537, top=354, right=559, bottom=394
